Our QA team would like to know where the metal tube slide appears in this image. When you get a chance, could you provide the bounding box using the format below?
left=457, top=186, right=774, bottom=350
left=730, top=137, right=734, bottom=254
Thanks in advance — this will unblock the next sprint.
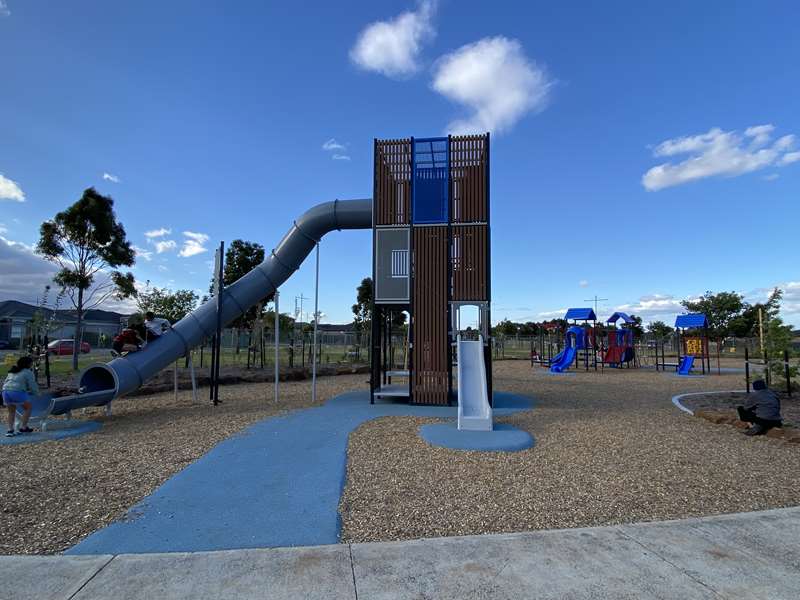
left=79, top=198, right=372, bottom=403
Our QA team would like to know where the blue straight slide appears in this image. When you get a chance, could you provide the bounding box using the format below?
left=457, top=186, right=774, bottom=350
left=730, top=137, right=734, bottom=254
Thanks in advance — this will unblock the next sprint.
left=550, top=347, right=576, bottom=373
left=677, top=355, right=695, bottom=375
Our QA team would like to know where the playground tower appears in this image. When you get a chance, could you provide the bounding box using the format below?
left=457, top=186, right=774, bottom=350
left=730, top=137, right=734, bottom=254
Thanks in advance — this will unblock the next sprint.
left=370, top=134, right=492, bottom=405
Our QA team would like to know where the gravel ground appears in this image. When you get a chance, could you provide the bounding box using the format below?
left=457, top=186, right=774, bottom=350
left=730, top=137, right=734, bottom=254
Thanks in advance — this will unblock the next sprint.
left=339, top=361, right=800, bottom=544
left=0, top=373, right=365, bottom=555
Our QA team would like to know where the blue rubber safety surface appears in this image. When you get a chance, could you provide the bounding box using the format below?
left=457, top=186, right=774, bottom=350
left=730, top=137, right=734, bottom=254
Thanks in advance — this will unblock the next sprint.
left=68, top=390, right=533, bottom=555
left=419, top=422, right=534, bottom=452
left=0, top=419, right=101, bottom=445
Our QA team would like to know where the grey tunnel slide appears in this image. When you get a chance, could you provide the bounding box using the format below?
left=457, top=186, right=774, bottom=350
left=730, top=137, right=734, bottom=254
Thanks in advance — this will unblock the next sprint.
left=63, top=198, right=372, bottom=412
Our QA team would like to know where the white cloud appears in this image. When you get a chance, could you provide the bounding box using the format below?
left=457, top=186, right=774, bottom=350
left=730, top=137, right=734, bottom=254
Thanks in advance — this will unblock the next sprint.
left=779, top=151, right=800, bottom=166
left=322, top=139, right=346, bottom=151
left=144, top=227, right=172, bottom=238
left=349, top=0, right=435, bottom=78
left=102, top=172, right=120, bottom=183
left=0, top=173, right=25, bottom=202
left=322, top=139, right=351, bottom=161
left=763, top=173, right=780, bottom=182
left=154, top=239, right=177, bottom=254
left=157, top=264, right=169, bottom=272
left=613, top=294, right=687, bottom=323
left=0, top=235, right=59, bottom=303
left=579, top=280, right=589, bottom=288
left=179, top=231, right=209, bottom=257
left=642, top=125, right=800, bottom=191
left=0, top=223, right=6, bottom=234
left=132, top=245, right=153, bottom=261
left=431, top=36, right=552, bottom=135
left=537, top=308, right=567, bottom=319
left=0, top=1, right=9, bottom=17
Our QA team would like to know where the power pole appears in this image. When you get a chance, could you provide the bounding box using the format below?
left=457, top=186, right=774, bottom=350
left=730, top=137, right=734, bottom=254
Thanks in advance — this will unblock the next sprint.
left=583, top=295, right=608, bottom=315
left=294, top=294, right=309, bottom=323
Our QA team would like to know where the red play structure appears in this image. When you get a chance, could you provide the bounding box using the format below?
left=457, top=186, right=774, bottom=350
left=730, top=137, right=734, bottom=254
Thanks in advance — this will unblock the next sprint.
left=603, top=312, right=635, bottom=367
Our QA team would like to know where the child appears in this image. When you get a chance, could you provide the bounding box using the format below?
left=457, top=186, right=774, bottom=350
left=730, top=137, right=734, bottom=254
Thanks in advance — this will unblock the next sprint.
left=2, top=356, right=37, bottom=437
left=144, top=311, right=171, bottom=342
left=112, top=314, right=146, bottom=356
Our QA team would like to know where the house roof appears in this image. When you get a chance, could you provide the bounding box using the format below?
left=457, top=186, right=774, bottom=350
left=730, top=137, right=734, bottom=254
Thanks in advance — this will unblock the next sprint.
left=675, top=313, right=708, bottom=329
left=0, top=300, right=129, bottom=324
left=564, top=307, right=596, bottom=321
left=607, top=312, right=636, bottom=324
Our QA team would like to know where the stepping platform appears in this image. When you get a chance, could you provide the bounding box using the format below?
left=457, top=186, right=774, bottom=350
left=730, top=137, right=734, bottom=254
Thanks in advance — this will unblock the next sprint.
left=0, top=419, right=102, bottom=445
left=419, top=422, right=533, bottom=452
left=373, top=383, right=410, bottom=398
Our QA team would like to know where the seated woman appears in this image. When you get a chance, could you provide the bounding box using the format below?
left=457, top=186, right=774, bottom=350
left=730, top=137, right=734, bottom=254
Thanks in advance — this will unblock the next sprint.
left=2, top=356, right=37, bottom=436
left=737, top=379, right=782, bottom=436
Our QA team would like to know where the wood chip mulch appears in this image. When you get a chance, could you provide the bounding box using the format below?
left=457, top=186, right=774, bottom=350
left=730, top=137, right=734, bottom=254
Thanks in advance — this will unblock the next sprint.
left=339, top=362, right=800, bottom=544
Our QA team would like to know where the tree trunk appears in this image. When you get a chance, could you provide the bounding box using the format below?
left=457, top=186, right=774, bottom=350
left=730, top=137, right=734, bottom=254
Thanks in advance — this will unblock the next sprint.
left=73, top=288, right=84, bottom=371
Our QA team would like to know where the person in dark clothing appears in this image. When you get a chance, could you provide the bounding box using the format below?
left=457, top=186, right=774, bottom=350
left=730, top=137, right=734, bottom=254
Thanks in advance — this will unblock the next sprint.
left=737, top=379, right=782, bottom=436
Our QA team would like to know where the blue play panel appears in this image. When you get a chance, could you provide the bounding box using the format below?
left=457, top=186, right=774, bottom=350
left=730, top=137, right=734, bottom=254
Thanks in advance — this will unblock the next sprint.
left=68, top=390, right=534, bottom=555
left=419, top=422, right=534, bottom=452
left=0, top=419, right=102, bottom=445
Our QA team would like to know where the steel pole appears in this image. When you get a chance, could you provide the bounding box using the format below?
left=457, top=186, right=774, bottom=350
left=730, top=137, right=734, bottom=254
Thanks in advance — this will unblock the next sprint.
left=274, top=290, right=279, bottom=403
left=312, top=242, right=320, bottom=404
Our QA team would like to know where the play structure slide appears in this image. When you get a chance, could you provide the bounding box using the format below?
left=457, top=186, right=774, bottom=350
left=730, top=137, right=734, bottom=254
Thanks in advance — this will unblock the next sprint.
left=457, top=335, right=492, bottom=431
left=68, top=199, right=371, bottom=410
left=550, top=346, right=576, bottom=373
left=677, top=355, right=695, bottom=375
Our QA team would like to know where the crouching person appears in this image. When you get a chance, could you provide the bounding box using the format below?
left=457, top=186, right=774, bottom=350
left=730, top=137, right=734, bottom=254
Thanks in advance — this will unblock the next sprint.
left=2, top=356, right=37, bottom=437
left=737, top=379, right=782, bottom=436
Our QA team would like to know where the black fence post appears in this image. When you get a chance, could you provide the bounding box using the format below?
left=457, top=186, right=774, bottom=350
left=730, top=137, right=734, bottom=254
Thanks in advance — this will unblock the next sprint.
left=745, top=346, right=750, bottom=393
left=785, top=350, right=792, bottom=397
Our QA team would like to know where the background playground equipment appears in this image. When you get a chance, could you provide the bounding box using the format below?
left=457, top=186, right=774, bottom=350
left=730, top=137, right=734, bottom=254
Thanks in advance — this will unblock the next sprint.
left=654, top=313, right=711, bottom=375
left=550, top=308, right=597, bottom=373
left=602, top=312, right=636, bottom=368
left=370, top=135, right=492, bottom=407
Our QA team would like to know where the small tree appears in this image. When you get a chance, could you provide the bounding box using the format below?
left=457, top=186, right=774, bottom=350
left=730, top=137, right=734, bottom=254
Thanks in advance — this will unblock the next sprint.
left=628, top=315, right=645, bottom=338
left=137, top=285, right=199, bottom=323
left=351, top=277, right=373, bottom=335
left=647, top=320, right=674, bottom=339
left=37, top=188, right=136, bottom=369
left=208, top=239, right=267, bottom=329
left=681, top=291, right=745, bottom=343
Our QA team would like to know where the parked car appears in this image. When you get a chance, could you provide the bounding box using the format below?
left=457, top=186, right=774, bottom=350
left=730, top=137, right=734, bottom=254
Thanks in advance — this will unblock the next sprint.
left=47, top=339, right=91, bottom=355
left=0, top=340, right=11, bottom=350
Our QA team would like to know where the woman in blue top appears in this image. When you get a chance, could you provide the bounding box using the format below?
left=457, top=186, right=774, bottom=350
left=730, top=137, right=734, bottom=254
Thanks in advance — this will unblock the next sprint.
left=2, top=356, right=37, bottom=437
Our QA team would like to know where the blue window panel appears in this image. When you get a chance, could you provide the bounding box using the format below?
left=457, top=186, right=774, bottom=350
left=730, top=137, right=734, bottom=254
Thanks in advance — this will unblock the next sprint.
left=413, top=137, right=449, bottom=224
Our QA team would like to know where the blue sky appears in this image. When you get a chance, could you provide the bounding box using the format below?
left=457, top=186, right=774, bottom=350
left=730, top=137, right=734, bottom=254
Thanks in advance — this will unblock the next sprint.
left=1, top=0, right=799, bottom=326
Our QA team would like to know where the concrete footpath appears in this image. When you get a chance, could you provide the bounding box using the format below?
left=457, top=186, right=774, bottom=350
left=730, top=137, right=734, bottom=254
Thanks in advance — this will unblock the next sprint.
left=4, top=506, right=799, bottom=600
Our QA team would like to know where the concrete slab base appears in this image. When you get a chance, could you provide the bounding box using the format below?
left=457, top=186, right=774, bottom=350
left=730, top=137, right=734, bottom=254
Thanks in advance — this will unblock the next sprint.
left=3, top=506, right=799, bottom=600
left=72, top=545, right=355, bottom=600
left=0, top=554, right=112, bottom=600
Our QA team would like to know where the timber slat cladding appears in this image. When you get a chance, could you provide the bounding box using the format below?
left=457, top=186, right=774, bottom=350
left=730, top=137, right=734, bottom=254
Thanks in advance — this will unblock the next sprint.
left=375, top=139, right=412, bottom=226
left=450, top=135, right=487, bottom=224
left=412, top=226, right=449, bottom=405
left=452, top=224, right=487, bottom=301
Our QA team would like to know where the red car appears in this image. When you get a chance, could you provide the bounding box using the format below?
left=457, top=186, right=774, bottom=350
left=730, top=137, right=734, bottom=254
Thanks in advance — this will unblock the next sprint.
left=47, top=339, right=91, bottom=355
